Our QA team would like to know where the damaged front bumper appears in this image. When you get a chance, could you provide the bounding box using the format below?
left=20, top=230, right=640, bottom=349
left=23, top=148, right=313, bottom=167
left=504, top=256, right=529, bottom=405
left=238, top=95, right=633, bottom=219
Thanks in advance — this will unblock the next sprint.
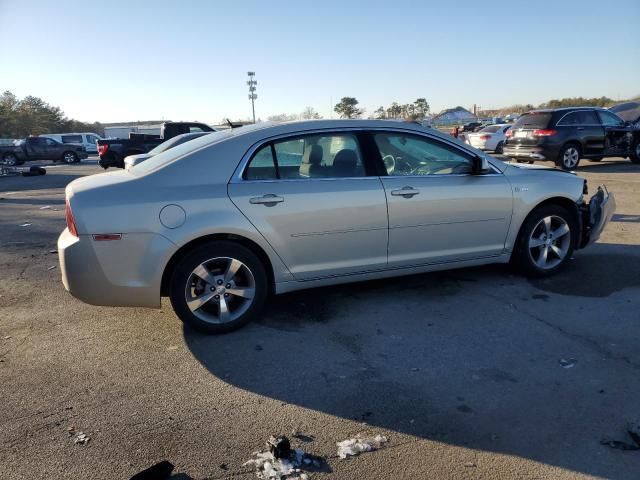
left=578, top=186, right=616, bottom=248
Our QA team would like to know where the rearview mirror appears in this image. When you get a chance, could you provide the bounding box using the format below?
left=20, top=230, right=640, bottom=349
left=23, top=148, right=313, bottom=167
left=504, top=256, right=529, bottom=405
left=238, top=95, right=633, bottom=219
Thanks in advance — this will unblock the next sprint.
left=473, top=156, right=491, bottom=175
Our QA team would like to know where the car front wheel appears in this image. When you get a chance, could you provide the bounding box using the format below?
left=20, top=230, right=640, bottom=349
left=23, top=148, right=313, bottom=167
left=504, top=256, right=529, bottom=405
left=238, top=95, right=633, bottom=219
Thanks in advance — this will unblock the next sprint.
left=513, top=205, right=575, bottom=277
left=169, top=241, right=268, bottom=334
left=630, top=140, right=640, bottom=164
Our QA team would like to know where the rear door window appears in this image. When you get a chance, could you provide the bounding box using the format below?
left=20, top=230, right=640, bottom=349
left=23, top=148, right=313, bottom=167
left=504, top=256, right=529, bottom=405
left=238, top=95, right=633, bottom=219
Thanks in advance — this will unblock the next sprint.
left=512, top=113, right=553, bottom=129
left=557, top=111, right=599, bottom=125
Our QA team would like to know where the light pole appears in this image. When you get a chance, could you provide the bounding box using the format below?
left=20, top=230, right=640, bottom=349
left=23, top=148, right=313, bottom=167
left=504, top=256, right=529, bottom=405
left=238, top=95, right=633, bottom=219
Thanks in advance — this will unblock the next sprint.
left=247, top=72, right=257, bottom=123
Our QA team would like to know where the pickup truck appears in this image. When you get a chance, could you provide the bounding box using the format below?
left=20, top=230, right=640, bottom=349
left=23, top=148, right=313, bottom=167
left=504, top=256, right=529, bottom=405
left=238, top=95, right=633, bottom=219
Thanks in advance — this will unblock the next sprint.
left=97, top=121, right=215, bottom=169
left=0, top=137, right=88, bottom=166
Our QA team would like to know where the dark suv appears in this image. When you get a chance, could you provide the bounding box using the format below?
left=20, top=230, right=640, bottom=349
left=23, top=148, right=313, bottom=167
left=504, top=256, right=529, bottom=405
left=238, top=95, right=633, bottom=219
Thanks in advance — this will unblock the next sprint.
left=503, top=107, right=640, bottom=170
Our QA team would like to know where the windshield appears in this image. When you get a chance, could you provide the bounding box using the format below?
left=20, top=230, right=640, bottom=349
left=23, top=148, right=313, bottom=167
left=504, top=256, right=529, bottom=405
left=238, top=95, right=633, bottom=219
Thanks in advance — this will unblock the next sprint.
left=513, top=112, right=552, bottom=129
left=131, top=129, right=234, bottom=174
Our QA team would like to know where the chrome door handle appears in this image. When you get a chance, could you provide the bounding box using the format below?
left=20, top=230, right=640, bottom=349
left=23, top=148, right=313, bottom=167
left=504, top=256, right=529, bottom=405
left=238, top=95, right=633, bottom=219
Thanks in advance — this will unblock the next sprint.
left=390, top=186, right=420, bottom=198
left=249, top=194, right=284, bottom=206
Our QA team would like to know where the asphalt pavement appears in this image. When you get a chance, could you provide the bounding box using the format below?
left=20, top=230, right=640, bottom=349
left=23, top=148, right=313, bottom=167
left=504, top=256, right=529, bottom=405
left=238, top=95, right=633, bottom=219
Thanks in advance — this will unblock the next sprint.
left=1, top=157, right=639, bottom=479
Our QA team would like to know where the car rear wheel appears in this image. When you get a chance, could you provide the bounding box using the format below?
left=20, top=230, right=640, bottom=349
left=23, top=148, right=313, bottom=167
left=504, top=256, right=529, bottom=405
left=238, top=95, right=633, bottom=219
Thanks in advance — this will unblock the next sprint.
left=557, top=144, right=581, bottom=170
left=630, top=140, right=640, bottom=164
left=495, top=141, right=504, bottom=154
left=62, top=151, right=77, bottom=164
left=513, top=205, right=575, bottom=277
left=169, top=241, right=268, bottom=334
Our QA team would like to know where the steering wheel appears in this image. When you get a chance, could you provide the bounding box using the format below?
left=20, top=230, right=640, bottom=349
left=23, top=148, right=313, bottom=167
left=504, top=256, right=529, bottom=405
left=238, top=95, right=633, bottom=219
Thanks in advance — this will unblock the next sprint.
left=382, top=154, right=396, bottom=174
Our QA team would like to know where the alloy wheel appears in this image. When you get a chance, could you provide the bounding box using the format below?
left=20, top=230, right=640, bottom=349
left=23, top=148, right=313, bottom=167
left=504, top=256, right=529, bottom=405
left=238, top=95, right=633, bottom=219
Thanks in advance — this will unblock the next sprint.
left=562, top=147, right=579, bottom=169
left=184, top=257, right=256, bottom=325
left=3, top=154, right=17, bottom=166
left=528, top=215, right=571, bottom=270
left=63, top=152, right=76, bottom=163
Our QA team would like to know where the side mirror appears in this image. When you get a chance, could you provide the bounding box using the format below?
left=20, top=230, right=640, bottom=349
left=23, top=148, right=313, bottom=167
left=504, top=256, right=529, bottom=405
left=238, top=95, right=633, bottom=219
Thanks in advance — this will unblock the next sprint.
left=473, top=156, right=491, bottom=175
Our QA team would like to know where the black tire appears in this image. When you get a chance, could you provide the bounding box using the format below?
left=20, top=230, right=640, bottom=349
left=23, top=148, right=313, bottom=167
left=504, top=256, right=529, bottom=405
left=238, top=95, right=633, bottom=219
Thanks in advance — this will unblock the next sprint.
left=495, top=141, right=504, bottom=154
left=556, top=143, right=581, bottom=170
left=630, top=140, right=640, bottom=164
left=169, top=241, right=268, bottom=334
left=62, top=151, right=77, bottom=164
left=2, top=153, right=18, bottom=166
left=512, top=204, right=576, bottom=277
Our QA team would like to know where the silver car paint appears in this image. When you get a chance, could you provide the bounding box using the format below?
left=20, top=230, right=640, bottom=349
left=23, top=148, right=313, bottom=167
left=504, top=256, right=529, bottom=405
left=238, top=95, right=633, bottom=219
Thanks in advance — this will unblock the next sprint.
left=58, top=120, right=597, bottom=309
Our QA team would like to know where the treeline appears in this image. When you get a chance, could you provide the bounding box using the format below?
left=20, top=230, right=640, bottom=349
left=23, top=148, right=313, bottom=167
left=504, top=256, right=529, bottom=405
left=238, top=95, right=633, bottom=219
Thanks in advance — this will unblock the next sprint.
left=481, top=96, right=638, bottom=117
left=0, top=90, right=104, bottom=139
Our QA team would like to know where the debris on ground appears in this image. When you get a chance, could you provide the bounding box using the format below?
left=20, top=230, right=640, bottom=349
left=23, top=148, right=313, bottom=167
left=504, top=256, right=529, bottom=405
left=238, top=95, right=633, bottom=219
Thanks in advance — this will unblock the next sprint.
left=244, top=435, right=325, bottom=479
left=601, top=420, right=640, bottom=451
left=559, top=358, right=577, bottom=368
left=47, top=265, right=57, bottom=271
left=39, top=205, right=51, bottom=210
left=49, top=249, right=57, bottom=254
left=3, top=336, right=11, bottom=340
left=336, top=434, right=388, bottom=459
left=73, top=431, right=90, bottom=445
left=129, top=460, right=175, bottom=480
left=18, top=223, right=31, bottom=227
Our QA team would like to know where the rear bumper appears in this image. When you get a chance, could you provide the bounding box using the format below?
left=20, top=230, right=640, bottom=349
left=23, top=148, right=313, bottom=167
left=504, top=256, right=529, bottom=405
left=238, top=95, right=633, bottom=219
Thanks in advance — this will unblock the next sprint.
left=503, top=144, right=561, bottom=161
left=58, top=228, right=174, bottom=308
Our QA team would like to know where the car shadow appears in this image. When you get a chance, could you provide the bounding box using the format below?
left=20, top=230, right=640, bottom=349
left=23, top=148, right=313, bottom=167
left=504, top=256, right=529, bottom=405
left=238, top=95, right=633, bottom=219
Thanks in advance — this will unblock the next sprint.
left=184, top=243, right=640, bottom=479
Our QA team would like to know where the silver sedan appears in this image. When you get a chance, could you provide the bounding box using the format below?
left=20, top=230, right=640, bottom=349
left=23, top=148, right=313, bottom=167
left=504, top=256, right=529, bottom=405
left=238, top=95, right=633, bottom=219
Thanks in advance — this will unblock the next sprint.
left=58, top=120, right=615, bottom=333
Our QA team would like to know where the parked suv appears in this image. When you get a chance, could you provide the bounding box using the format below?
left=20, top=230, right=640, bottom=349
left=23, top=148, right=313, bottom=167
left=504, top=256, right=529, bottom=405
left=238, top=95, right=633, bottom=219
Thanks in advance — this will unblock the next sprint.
left=41, top=132, right=103, bottom=154
left=503, top=107, right=640, bottom=170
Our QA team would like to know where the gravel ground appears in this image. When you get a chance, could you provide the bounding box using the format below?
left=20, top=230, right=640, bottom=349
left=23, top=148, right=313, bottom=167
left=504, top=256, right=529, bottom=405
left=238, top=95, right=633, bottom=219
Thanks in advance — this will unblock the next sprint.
left=1, top=157, right=639, bottom=479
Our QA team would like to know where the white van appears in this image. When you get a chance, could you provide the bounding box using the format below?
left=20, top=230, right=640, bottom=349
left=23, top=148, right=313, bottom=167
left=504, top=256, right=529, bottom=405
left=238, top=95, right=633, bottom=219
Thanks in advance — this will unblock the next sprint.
left=40, top=132, right=103, bottom=154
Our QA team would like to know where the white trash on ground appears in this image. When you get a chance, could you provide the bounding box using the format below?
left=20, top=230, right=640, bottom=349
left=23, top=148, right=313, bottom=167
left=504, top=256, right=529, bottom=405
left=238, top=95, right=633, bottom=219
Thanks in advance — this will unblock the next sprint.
left=244, top=435, right=323, bottom=480
left=336, top=435, right=388, bottom=459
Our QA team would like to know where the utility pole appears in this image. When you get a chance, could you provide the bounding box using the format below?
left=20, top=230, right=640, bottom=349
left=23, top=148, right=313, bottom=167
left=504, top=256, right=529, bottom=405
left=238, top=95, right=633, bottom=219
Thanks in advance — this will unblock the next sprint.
left=247, top=72, right=257, bottom=123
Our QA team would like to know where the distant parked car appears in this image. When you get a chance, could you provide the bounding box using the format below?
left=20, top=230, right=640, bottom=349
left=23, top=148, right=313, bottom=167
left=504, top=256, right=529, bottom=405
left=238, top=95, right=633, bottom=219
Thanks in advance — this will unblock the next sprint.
left=58, top=120, right=614, bottom=334
left=466, top=124, right=511, bottom=154
left=123, top=132, right=211, bottom=169
left=461, top=121, right=482, bottom=132
left=0, top=137, right=87, bottom=165
left=503, top=107, right=640, bottom=169
left=41, top=132, right=103, bottom=154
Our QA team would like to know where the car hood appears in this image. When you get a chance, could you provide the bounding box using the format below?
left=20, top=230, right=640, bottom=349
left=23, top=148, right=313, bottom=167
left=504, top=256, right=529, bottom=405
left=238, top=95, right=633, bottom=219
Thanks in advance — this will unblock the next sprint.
left=609, top=102, right=640, bottom=123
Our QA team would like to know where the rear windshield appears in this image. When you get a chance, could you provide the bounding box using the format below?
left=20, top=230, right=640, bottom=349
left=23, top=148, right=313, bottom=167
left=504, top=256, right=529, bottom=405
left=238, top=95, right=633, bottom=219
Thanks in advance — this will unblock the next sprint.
left=479, top=125, right=500, bottom=133
left=131, top=129, right=234, bottom=175
left=513, top=112, right=552, bottom=129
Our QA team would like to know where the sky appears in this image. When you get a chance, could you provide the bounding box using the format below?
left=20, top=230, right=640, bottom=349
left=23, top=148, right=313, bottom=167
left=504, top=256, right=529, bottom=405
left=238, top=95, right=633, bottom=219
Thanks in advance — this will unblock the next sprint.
left=1, top=0, right=639, bottom=124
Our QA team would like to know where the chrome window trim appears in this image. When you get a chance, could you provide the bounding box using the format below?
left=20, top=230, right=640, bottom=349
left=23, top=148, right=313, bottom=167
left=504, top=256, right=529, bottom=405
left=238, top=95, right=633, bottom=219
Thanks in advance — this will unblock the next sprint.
left=230, top=126, right=504, bottom=183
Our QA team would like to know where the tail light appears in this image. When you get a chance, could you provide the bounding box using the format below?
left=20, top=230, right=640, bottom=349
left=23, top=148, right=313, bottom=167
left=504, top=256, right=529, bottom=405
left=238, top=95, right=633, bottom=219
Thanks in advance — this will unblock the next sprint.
left=480, top=135, right=491, bottom=141
left=505, top=130, right=513, bottom=138
left=65, top=198, right=78, bottom=237
left=532, top=129, right=557, bottom=137
left=97, top=144, right=109, bottom=156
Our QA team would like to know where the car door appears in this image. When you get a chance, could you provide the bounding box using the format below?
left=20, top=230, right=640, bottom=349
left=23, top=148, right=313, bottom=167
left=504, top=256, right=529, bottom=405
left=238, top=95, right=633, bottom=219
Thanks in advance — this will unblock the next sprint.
left=597, top=110, right=633, bottom=156
left=26, top=138, right=47, bottom=159
left=42, top=137, right=62, bottom=159
left=556, top=110, right=603, bottom=156
left=228, top=131, right=389, bottom=280
left=370, top=130, right=513, bottom=267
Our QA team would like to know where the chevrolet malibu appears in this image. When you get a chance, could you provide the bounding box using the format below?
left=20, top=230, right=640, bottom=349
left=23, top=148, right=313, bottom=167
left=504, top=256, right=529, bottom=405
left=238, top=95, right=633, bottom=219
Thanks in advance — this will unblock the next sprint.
left=58, top=120, right=615, bottom=333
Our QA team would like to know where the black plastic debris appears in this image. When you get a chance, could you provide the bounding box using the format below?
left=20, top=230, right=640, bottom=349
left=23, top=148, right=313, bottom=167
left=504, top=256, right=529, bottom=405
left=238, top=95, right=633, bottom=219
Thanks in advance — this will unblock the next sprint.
left=129, top=460, right=174, bottom=480
left=21, top=166, right=47, bottom=177
left=601, top=422, right=640, bottom=451
left=267, top=435, right=292, bottom=459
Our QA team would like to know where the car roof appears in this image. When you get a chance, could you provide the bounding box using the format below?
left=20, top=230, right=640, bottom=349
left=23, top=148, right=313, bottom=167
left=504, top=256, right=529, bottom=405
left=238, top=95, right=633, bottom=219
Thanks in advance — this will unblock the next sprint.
left=212, top=119, right=443, bottom=142
left=527, top=107, right=607, bottom=114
